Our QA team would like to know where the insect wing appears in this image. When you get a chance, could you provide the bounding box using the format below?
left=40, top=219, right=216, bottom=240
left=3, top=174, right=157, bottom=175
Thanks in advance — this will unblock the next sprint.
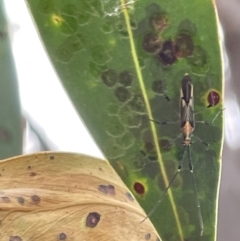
left=180, top=75, right=195, bottom=129
left=181, top=74, right=192, bottom=104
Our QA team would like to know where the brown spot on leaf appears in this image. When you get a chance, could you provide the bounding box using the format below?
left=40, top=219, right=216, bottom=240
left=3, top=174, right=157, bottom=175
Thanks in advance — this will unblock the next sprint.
left=142, top=33, right=162, bottom=53
left=58, top=232, right=67, bottom=240
left=133, top=182, right=145, bottom=195
left=30, top=172, right=37, bottom=177
left=145, top=233, right=151, bottom=240
left=49, top=155, right=55, bottom=160
left=107, top=184, right=115, bottom=195
left=207, top=90, right=220, bottom=107
left=158, top=40, right=177, bottom=65
left=9, top=236, right=22, bottom=241
left=86, top=212, right=101, bottom=228
left=126, top=192, right=134, bottom=201
left=98, top=184, right=115, bottom=195
left=98, top=185, right=108, bottom=194
left=175, top=34, right=194, bottom=57
left=17, top=197, right=25, bottom=205
left=150, top=13, right=168, bottom=32
left=31, top=195, right=41, bottom=204
left=27, top=166, right=31, bottom=170
left=2, top=196, right=10, bottom=203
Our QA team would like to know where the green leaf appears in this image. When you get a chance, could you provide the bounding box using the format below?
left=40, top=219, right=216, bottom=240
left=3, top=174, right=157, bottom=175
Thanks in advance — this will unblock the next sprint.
left=26, top=0, right=223, bottom=240
left=0, top=1, right=22, bottom=159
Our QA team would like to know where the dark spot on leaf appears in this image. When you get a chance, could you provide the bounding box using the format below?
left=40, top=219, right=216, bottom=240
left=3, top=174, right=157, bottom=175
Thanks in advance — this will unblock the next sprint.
left=101, top=69, right=118, bottom=87
left=145, top=141, right=154, bottom=152
left=49, top=155, right=55, bottom=160
left=145, top=233, right=151, bottom=240
left=107, top=185, right=115, bottom=195
left=2, top=196, right=10, bottom=203
left=98, top=184, right=108, bottom=194
left=17, top=197, right=25, bottom=205
left=150, top=12, right=168, bottom=32
left=158, top=40, right=177, bottom=65
left=99, top=167, right=103, bottom=171
left=30, top=172, right=37, bottom=177
left=126, top=192, right=134, bottom=201
left=0, top=127, right=12, bottom=143
left=115, top=87, right=131, bottom=102
left=86, top=212, right=101, bottom=228
left=175, top=34, right=194, bottom=57
left=28, top=166, right=31, bottom=169
left=142, top=33, right=162, bottom=53
left=9, top=236, right=22, bottom=241
left=119, top=71, right=133, bottom=87
left=31, top=195, right=41, bottom=204
left=133, top=182, right=145, bottom=195
left=152, top=80, right=164, bottom=94
left=159, top=139, right=172, bottom=151
left=98, top=184, right=115, bottom=195
left=58, top=232, right=67, bottom=240
left=207, top=90, right=220, bottom=107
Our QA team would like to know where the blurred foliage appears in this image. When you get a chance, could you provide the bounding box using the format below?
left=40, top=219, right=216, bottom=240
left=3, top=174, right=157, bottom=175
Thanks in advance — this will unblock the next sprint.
left=0, top=1, right=22, bottom=159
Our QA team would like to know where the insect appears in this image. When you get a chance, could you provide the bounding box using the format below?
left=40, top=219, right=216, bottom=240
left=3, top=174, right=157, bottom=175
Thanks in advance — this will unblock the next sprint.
left=142, top=73, right=222, bottom=236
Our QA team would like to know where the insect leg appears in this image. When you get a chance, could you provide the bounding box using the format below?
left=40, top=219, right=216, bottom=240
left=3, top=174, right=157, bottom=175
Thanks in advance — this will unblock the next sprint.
left=187, top=146, right=204, bottom=236
left=163, top=133, right=182, bottom=149
left=195, top=108, right=225, bottom=125
left=142, top=115, right=180, bottom=125
left=140, top=146, right=186, bottom=224
left=192, top=135, right=209, bottom=147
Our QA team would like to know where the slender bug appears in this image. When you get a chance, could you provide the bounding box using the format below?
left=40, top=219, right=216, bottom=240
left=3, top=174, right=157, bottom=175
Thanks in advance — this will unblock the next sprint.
left=142, top=73, right=222, bottom=236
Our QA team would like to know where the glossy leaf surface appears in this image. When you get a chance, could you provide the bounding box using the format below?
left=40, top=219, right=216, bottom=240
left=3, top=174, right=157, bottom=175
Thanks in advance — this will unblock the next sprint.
left=0, top=152, right=159, bottom=240
left=26, top=0, right=223, bottom=240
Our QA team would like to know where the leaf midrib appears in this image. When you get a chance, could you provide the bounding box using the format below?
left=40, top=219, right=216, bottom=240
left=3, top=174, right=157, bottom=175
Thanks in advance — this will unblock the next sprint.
left=120, top=1, right=184, bottom=240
